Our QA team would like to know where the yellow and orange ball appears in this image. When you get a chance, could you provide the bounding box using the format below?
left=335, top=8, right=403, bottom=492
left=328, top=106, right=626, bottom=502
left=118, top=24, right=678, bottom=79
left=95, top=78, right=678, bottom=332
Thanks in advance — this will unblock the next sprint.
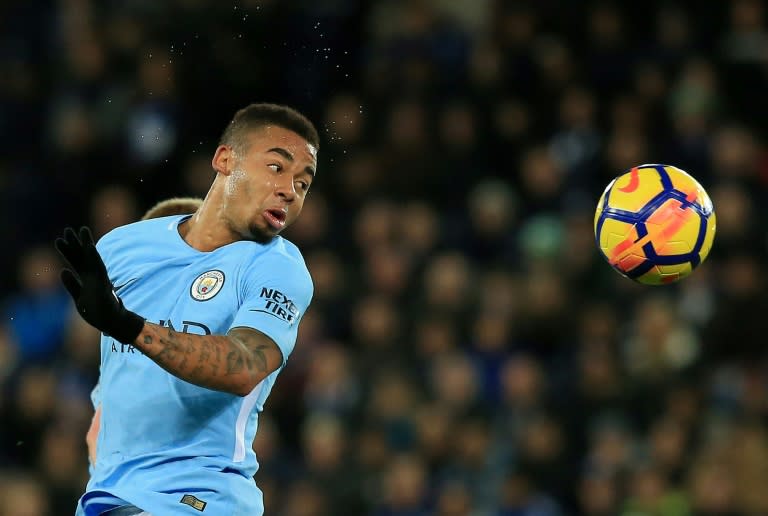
left=594, top=164, right=716, bottom=285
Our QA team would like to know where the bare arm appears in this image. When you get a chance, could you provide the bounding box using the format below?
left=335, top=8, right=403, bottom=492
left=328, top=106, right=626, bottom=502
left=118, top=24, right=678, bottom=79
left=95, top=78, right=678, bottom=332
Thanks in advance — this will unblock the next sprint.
left=133, top=323, right=284, bottom=396
left=86, top=404, right=101, bottom=465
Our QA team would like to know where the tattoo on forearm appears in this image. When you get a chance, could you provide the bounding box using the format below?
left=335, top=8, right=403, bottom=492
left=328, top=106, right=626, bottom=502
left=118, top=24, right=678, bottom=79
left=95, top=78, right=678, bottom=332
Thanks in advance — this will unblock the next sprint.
left=250, top=344, right=270, bottom=372
left=133, top=323, right=278, bottom=395
left=229, top=330, right=273, bottom=373
left=226, top=350, right=244, bottom=375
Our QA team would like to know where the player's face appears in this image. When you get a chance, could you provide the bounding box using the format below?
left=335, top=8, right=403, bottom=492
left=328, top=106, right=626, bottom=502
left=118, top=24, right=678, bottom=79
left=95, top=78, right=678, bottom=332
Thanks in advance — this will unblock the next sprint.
left=214, top=126, right=317, bottom=242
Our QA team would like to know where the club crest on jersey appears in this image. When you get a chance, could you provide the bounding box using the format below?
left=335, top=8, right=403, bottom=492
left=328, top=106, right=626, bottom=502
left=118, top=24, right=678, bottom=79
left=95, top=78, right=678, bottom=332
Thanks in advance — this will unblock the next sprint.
left=190, top=270, right=225, bottom=301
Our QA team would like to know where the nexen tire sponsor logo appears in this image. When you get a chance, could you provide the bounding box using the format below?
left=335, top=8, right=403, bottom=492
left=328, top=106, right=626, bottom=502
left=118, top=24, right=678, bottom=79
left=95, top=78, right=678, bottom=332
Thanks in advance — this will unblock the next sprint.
left=249, top=287, right=299, bottom=323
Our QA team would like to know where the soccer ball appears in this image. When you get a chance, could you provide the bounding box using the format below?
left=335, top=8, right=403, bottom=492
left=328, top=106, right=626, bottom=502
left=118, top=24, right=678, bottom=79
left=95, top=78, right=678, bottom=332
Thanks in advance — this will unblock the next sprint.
left=594, top=164, right=716, bottom=285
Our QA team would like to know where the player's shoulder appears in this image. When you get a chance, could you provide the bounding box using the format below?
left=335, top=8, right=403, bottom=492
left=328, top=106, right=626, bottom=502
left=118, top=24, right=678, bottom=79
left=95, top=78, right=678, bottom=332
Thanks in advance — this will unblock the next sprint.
left=234, top=236, right=311, bottom=281
left=228, top=235, right=304, bottom=263
left=270, top=236, right=308, bottom=266
left=97, top=215, right=185, bottom=247
left=267, top=236, right=309, bottom=273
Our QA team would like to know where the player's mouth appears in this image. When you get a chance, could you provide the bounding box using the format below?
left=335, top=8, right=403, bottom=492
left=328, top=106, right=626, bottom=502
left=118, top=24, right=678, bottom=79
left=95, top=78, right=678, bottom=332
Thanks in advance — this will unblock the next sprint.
left=263, top=208, right=287, bottom=230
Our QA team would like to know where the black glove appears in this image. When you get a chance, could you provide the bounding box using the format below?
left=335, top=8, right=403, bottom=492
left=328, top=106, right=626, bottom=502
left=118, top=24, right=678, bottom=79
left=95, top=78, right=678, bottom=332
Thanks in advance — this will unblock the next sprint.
left=55, top=226, right=145, bottom=344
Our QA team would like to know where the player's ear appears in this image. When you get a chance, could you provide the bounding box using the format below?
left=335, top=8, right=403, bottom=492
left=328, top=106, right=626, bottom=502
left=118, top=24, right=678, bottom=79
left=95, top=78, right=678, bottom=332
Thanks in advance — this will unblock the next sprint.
left=211, top=145, right=234, bottom=176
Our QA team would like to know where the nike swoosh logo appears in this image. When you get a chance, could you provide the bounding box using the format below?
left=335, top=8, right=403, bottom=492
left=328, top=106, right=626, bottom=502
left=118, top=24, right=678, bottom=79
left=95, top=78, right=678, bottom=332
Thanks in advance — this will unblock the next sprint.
left=114, top=278, right=138, bottom=293
left=249, top=308, right=295, bottom=322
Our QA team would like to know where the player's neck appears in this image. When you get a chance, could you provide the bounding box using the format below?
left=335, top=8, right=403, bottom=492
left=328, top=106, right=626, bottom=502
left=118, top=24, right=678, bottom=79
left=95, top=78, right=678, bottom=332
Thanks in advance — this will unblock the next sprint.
left=178, top=199, right=238, bottom=252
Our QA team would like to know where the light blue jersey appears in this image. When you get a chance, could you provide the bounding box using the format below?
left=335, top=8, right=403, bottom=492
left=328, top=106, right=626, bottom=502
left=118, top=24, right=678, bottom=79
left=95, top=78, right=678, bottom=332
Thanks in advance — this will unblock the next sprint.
left=78, top=215, right=313, bottom=515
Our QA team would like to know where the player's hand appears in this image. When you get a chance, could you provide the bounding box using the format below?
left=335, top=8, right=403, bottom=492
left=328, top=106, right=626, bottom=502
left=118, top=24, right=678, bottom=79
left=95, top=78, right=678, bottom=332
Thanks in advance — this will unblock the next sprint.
left=55, top=226, right=145, bottom=344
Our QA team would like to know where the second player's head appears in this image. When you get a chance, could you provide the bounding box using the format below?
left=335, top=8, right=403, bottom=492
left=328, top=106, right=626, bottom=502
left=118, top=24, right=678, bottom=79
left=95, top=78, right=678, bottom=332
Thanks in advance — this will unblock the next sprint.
left=210, top=103, right=319, bottom=243
left=142, top=197, right=204, bottom=220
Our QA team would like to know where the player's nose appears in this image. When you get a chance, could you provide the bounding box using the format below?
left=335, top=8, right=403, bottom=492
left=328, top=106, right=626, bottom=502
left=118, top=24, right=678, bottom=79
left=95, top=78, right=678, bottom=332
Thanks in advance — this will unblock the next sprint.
left=275, top=176, right=296, bottom=202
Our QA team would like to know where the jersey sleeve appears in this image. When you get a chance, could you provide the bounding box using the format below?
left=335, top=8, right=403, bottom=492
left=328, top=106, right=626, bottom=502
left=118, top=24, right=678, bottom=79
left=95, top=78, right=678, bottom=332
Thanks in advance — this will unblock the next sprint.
left=95, top=230, right=118, bottom=282
left=229, top=253, right=313, bottom=366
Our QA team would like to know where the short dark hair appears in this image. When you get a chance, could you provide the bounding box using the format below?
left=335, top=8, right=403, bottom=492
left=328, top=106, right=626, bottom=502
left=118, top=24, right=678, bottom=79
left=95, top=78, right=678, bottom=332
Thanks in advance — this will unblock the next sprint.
left=141, top=197, right=203, bottom=220
left=219, top=103, right=320, bottom=154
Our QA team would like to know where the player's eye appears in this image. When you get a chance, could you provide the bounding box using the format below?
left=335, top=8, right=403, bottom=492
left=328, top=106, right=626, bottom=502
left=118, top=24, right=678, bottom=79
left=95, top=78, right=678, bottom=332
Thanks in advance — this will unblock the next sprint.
left=296, top=180, right=310, bottom=192
left=268, top=164, right=282, bottom=172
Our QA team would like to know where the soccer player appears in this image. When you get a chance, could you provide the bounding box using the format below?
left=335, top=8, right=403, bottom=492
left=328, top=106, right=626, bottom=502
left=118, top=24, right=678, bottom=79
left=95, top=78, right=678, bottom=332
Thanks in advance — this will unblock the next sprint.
left=57, top=103, right=318, bottom=515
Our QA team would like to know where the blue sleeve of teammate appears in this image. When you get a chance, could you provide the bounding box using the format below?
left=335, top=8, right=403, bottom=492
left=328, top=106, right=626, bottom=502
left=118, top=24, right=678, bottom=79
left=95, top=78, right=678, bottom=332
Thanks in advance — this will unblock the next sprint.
left=228, top=255, right=313, bottom=365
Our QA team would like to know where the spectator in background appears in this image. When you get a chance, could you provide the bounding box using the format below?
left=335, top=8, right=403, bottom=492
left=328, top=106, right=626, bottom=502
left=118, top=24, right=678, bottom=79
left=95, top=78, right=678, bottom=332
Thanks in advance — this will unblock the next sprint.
left=88, top=185, right=139, bottom=239
left=0, top=470, right=50, bottom=516
left=5, top=247, right=70, bottom=365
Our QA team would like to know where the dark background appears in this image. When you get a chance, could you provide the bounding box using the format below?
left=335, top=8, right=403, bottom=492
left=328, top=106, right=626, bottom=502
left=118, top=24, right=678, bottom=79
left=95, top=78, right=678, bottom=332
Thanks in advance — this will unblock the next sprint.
left=1, top=0, right=768, bottom=514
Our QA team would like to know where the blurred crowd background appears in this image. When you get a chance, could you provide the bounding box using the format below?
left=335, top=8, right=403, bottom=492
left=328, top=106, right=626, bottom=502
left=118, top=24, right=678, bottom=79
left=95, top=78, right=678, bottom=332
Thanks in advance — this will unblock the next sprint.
left=1, top=0, right=768, bottom=514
